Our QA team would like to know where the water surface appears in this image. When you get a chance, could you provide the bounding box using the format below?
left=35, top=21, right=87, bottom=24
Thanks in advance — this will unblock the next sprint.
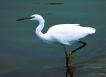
left=0, top=0, right=106, bottom=77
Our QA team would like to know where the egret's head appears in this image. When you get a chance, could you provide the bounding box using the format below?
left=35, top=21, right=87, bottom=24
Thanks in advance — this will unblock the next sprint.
left=16, top=14, right=44, bottom=22
left=30, top=14, right=43, bottom=20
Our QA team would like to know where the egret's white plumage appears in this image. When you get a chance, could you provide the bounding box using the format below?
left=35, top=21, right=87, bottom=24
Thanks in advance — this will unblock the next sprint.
left=28, top=14, right=96, bottom=46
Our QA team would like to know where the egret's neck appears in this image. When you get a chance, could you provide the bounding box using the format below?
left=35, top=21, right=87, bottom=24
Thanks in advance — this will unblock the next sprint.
left=36, top=19, right=45, bottom=33
left=35, top=18, right=48, bottom=41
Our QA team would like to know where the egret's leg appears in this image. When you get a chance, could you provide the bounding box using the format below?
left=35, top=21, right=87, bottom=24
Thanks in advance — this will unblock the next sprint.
left=71, top=41, right=87, bottom=54
left=63, top=41, right=86, bottom=66
left=67, top=52, right=74, bottom=63
left=68, top=41, right=87, bottom=63
left=63, top=45, right=68, bottom=67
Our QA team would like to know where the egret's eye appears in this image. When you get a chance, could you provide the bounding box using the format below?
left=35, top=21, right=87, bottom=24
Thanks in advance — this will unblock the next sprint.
left=31, top=16, right=35, bottom=18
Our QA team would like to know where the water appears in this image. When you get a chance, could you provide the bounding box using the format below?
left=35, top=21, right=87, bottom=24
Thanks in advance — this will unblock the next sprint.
left=0, top=0, right=106, bottom=77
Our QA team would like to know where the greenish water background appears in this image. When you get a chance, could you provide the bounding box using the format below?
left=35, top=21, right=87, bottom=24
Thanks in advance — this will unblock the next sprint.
left=0, top=0, right=106, bottom=77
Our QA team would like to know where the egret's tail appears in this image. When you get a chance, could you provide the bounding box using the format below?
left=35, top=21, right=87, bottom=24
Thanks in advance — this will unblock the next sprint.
left=82, top=27, right=96, bottom=34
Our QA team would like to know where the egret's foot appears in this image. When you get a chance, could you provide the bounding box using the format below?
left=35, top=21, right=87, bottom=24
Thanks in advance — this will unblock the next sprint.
left=68, top=52, right=75, bottom=63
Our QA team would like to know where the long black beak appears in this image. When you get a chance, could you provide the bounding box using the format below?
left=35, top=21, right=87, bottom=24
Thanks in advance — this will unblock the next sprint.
left=16, top=17, right=34, bottom=21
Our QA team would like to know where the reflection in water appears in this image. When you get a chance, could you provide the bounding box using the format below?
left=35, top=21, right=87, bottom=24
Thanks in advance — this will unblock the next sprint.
left=66, top=66, right=75, bottom=77
left=44, top=3, right=63, bottom=5
left=34, top=2, right=63, bottom=5
left=49, top=65, right=75, bottom=77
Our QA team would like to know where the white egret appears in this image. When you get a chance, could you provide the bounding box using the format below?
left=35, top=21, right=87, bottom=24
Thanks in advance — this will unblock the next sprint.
left=17, top=14, right=96, bottom=67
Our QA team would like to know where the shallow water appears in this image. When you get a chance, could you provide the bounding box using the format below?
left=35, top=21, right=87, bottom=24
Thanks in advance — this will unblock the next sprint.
left=0, top=0, right=106, bottom=77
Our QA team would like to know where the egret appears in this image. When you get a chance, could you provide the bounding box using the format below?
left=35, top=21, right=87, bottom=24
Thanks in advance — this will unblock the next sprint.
left=16, top=14, right=96, bottom=67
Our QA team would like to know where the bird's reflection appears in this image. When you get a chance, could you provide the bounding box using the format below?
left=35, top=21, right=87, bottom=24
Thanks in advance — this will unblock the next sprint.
left=49, top=65, right=75, bottom=77
left=66, top=65, right=75, bottom=77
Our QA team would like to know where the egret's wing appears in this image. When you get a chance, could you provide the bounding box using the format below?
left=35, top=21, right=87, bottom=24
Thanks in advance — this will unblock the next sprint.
left=47, top=24, right=96, bottom=45
left=47, top=24, right=87, bottom=45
